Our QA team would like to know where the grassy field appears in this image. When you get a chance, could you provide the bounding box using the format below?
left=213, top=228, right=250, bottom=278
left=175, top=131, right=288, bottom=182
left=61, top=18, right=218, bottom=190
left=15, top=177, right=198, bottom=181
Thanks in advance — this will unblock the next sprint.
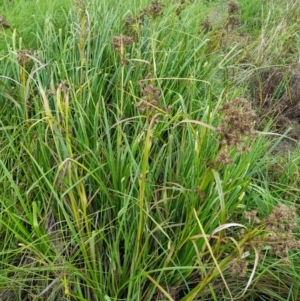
left=0, top=0, right=300, bottom=300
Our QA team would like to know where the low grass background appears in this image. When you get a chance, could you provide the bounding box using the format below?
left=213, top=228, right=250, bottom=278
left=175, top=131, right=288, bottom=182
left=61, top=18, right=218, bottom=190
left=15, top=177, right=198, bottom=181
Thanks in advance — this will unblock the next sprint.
left=0, top=0, right=300, bottom=300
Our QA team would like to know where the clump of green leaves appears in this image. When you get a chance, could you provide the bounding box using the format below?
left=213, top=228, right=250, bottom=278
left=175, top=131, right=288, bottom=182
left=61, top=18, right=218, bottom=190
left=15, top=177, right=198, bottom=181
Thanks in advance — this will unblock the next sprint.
left=0, top=0, right=300, bottom=301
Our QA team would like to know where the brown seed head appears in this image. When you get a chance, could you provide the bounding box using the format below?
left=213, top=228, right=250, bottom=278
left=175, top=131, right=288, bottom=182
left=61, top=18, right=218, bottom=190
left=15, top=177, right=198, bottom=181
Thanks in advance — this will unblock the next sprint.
left=123, top=14, right=144, bottom=40
left=230, top=258, right=248, bottom=277
left=216, top=147, right=233, bottom=165
left=243, top=210, right=261, bottom=224
left=136, top=74, right=161, bottom=113
left=0, top=15, right=11, bottom=30
left=228, top=0, right=241, bottom=15
left=146, top=1, right=165, bottom=19
left=17, top=49, right=33, bottom=67
left=228, top=15, right=240, bottom=29
left=199, top=17, right=212, bottom=34
left=249, top=204, right=300, bottom=258
left=217, top=98, right=257, bottom=148
left=113, top=35, right=133, bottom=53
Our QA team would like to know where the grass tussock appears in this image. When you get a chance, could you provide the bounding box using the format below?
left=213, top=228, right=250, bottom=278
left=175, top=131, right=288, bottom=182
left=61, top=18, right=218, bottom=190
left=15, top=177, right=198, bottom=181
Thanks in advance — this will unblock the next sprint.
left=0, top=0, right=300, bottom=300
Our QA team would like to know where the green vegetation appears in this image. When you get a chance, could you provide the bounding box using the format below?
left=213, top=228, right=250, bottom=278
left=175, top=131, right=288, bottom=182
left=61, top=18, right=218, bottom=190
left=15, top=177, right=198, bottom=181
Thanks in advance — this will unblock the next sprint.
left=0, top=0, right=300, bottom=300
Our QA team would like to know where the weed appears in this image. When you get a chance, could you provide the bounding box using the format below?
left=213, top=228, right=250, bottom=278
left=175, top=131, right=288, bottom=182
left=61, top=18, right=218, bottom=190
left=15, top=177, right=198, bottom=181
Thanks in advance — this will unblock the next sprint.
left=0, top=0, right=300, bottom=300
